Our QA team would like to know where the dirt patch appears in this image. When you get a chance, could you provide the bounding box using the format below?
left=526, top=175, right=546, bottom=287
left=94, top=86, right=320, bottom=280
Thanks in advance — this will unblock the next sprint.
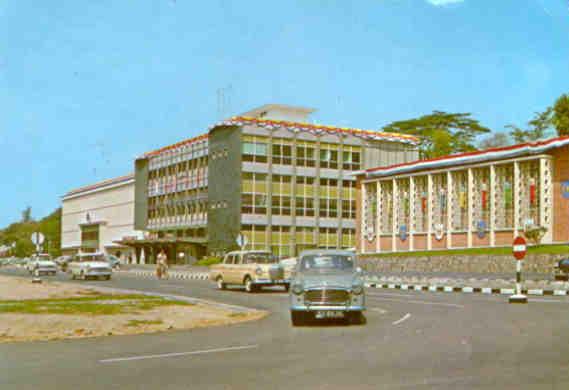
left=0, top=275, right=266, bottom=343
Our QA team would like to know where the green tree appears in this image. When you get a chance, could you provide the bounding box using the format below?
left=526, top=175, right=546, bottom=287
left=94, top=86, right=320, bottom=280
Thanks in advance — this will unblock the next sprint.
left=381, top=111, right=491, bottom=159
left=507, top=108, right=554, bottom=143
left=552, top=94, right=569, bottom=136
left=478, top=132, right=511, bottom=149
left=21, top=206, right=32, bottom=223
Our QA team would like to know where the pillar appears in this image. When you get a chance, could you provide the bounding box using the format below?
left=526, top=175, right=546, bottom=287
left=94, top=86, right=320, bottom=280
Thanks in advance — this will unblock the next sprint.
left=446, top=171, right=453, bottom=249
left=409, top=176, right=415, bottom=251
left=490, top=164, right=496, bottom=247
left=392, top=178, right=398, bottom=252
left=467, top=168, right=473, bottom=248
left=427, top=174, right=433, bottom=250
left=376, top=181, right=381, bottom=253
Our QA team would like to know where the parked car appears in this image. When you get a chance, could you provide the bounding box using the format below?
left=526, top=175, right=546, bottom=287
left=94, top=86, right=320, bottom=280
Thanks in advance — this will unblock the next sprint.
left=209, top=250, right=287, bottom=292
left=105, top=254, right=121, bottom=270
left=279, top=257, right=297, bottom=282
left=26, top=254, right=57, bottom=276
left=55, top=255, right=73, bottom=271
left=289, top=249, right=366, bottom=326
left=69, top=253, right=112, bottom=281
left=554, top=258, right=569, bottom=281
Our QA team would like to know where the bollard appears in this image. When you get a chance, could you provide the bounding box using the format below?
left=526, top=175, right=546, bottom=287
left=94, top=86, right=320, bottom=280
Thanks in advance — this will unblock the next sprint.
left=509, top=236, right=528, bottom=304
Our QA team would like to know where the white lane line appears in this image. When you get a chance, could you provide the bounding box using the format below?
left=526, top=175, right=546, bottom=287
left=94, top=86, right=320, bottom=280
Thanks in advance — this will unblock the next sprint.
left=370, top=307, right=387, bottom=314
left=99, top=344, right=258, bottom=363
left=392, top=313, right=411, bottom=326
left=368, top=296, right=464, bottom=308
left=528, top=298, right=569, bottom=303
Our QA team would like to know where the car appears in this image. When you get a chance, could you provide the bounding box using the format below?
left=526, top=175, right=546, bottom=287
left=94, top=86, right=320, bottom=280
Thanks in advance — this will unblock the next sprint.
left=279, top=257, right=297, bottom=286
left=26, top=254, right=58, bottom=276
left=289, top=249, right=366, bottom=326
left=69, top=252, right=112, bottom=281
left=54, top=255, right=73, bottom=271
left=105, top=254, right=121, bottom=270
left=554, top=258, right=569, bottom=281
left=209, top=250, right=287, bottom=293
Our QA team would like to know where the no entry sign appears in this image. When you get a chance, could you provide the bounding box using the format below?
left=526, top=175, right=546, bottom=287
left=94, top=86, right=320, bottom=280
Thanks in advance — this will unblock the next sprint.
left=513, top=236, right=527, bottom=260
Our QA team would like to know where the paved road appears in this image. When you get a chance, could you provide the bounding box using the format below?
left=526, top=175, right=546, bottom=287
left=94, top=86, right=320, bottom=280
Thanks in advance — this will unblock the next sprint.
left=1, top=268, right=568, bottom=389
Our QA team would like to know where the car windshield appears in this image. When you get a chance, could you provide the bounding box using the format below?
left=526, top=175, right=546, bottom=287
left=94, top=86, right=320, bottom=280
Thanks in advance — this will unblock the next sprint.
left=298, top=254, right=354, bottom=272
left=243, top=253, right=277, bottom=264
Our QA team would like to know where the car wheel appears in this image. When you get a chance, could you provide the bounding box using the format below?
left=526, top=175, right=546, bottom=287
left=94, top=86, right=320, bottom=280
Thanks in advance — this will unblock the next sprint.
left=80, top=271, right=86, bottom=280
left=347, top=311, right=366, bottom=326
left=105, top=275, right=111, bottom=281
left=291, top=311, right=306, bottom=326
left=244, top=277, right=256, bottom=293
left=216, top=277, right=226, bottom=290
left=284, top=283, right=290, bottom=292
left=71, top=273, right=76, bottom=280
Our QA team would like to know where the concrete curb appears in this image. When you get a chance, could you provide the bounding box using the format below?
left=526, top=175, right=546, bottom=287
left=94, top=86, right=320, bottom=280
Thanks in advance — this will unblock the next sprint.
left=364, top=282, right=569, bottom=296
left=121, top=270, right=209, bottom=281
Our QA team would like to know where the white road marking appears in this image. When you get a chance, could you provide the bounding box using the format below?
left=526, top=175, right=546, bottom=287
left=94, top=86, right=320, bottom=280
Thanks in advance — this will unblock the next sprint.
left=392, top=313, right=411, bottom=325
left=367, top=292, right=415, bottom=297
left=528, top=298, right=569, bottom=303
left=370, top=307, right=387, bottom=314
left=99, top=344, right=259, bottom=363
left=368, top=296, right=464, bottom=308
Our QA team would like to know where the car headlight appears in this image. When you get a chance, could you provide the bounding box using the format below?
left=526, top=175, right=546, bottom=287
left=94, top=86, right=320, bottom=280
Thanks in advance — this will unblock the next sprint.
left=255, top=267, right=263, bottom=276
left=352, top=284, right=364, bottom=295
left=292, top=283, right=304, bottom=295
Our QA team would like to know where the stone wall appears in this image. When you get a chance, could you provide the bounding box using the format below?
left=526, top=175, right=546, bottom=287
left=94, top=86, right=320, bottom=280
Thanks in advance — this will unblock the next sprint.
left=359, top=253, right=569, bottom=275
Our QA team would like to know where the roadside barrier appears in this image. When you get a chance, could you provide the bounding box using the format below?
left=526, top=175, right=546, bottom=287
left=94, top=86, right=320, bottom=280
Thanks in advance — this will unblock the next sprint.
left=125, top=270, right=209, bottom=281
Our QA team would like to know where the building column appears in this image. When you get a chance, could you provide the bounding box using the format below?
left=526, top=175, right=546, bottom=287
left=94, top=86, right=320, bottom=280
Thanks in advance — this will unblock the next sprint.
left=290, top=132, right=298, bottom=255
left=427, top=174, right=433, bottom=250
left=489, top=164, right=496, bottom=247
left=540, top=158, right=553, bottom=243
left=376, top=180, right=382, bottom=253
left=446, top=171, right=453, bottom=249
left=514, top=161, right=520, bottom=237
left=392, top=179, right=398, bottom=252
left=409, top=177, right=415, bottom=251
left=314, top=136, right=322, bottom=248
left=337, top=136, right=344, bottom=250
left=360, top=182, right=367, bottom=254
left=467, top=168, right=474, bottom=248
left=266, top=130, right=274, bottom=251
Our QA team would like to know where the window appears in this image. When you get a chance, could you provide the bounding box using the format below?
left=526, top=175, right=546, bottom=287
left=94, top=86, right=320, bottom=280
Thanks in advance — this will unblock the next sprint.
left=242, top=138, right=268, bottom=163
left=296, top=143, right=316, bottom=167
left=272, top=143, right=292, bottom=165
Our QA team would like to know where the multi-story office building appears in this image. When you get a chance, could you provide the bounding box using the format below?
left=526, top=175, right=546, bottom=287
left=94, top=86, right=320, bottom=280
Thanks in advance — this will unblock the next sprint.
left=61, top=174, right=141, bottom=261
left=131, top=104, right=418, bottom=262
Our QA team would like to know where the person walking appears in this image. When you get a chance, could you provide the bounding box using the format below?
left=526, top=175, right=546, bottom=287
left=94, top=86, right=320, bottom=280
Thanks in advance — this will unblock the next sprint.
left=156, top=249, right=169, bottom=280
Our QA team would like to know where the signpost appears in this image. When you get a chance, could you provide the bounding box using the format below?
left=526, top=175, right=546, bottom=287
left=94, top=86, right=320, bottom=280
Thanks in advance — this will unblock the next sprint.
left=236, top=233, right=248, bottom=250
left=30, top=232, right=45, bottom=255
left=509, top=236, right=528, bottom=304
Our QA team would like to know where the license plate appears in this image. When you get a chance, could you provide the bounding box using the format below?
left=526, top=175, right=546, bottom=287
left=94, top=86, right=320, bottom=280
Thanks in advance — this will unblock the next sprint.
left=315, top=311, right=344, bottom=319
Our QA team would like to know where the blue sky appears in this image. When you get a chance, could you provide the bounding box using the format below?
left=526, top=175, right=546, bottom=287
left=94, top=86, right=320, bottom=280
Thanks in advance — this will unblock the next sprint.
left=0, top=0, right=568, bottom=226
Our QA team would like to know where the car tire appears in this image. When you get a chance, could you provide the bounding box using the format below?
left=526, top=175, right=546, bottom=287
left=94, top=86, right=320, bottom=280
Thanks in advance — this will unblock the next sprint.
left=216, top=277, right=226, bottom=290
left=291, top=311, right=306, bottom=326
left=105, top=275, right=111, bottom=281
left=283, top=283, right=290, bottom=292
left=80, top=271, right=86, bottom=281
left=71, top=273, right=76, bottom=280
left=244, top=277, right=256, bottom=293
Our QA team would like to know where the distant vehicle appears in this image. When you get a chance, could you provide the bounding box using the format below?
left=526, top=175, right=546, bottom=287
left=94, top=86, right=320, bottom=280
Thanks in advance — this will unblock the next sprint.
left=26, top=254, right=57, bottom=276
left=105, top=254, right=121, bottom=270
left=289, top=249, right=366, bottom=326
left=279, top=257, right=297, bottom=283
left=55, top=255, right=73, bottom=271
left=209, top=250, right=287, bottom=292
left=554, top=258, right=569, bottom=281
left=69, top=252, right=112, bottom=281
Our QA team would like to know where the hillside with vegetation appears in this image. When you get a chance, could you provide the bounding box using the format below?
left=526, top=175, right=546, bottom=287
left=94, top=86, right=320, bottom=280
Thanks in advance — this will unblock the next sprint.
left=0, top=207, right=61, bottom=257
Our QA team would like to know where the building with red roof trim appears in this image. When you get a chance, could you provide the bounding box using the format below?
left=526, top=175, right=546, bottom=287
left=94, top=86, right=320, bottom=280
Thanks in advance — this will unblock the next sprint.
left=354, top=136, right=569, bottom=254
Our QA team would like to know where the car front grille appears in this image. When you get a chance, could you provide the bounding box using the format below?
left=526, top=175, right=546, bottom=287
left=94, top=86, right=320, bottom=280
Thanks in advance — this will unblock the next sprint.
left=304, top=289, right=349, bottom=305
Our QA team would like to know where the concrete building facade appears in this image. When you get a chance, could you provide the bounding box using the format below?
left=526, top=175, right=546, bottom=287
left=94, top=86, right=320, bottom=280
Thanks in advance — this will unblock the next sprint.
left=355, top=137, right=569, bottom=254
left=131, top=104, right=419, bottom=262
left=61, top=174, right=140, bottom=261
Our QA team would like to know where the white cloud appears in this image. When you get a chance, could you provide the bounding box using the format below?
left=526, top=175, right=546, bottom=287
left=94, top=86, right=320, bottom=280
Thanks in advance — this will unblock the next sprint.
left=426, top=0, right=464, bottom=6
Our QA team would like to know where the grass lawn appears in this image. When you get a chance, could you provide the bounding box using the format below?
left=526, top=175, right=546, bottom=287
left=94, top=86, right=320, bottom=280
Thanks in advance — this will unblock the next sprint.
left=361, top=244, right=569, bottom=258
left=0, top=294, right=193, bottom=315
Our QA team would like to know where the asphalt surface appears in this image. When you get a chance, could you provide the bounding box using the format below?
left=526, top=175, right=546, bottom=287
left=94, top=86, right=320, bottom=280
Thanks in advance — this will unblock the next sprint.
left=1, top=267, right=569, bottom=389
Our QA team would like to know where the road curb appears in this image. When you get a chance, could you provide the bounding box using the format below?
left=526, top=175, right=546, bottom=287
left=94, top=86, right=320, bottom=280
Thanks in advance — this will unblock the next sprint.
left=364, top=282, right=569, bottom=296
left=121, top=270, right=209, bottom=281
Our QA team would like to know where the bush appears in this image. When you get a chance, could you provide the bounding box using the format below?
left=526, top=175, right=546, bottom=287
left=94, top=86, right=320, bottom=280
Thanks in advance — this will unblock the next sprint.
left=524, top=225, right=547, bottom=246
left=195, top=256, right=222, bottom=266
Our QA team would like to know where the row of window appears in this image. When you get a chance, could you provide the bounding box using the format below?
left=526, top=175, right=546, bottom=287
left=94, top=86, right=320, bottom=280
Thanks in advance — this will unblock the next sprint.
left=241, top=194, right=356, bottom=218
left=242, top=142, right=361, bottom=170
left=242, top=172, right=356, bottom=188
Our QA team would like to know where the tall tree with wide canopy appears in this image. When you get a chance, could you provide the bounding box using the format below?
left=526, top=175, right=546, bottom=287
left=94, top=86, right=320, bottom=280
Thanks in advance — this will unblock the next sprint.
left=506, top=108, right=554, bottom=143
left=552, top=94, right=569, bottom=136
left=381, top=111, right=491, bottom=159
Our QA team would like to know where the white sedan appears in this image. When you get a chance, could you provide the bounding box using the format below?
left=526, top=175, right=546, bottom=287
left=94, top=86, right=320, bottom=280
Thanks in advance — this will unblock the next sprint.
left=69, top=253, right=112, bottom=281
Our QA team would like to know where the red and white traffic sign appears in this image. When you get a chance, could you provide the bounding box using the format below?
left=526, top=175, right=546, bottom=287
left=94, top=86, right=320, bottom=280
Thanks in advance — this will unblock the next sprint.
left=512, top=236, right=527, bottom=260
